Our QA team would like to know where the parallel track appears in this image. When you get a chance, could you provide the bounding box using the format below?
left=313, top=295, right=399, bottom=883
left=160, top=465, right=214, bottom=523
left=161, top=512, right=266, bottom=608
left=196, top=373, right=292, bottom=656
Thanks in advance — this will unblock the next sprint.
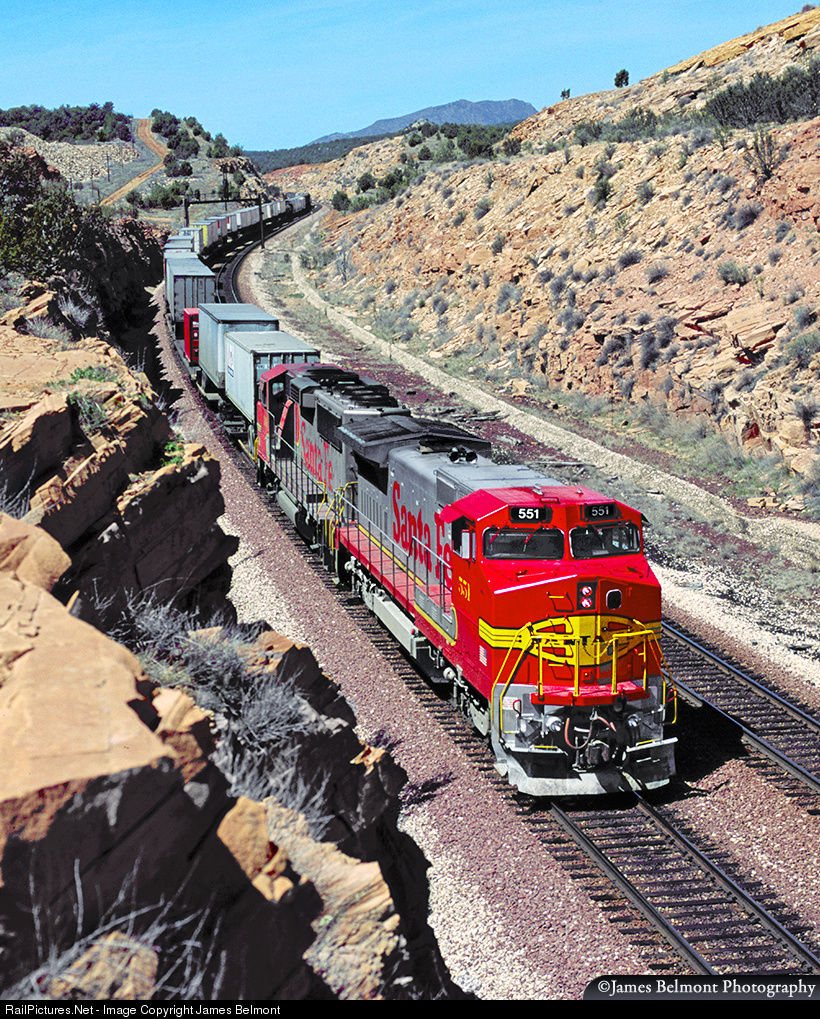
left=662, top=621, right=820, bottom=806
left=538, top=797, right=820, bottom=975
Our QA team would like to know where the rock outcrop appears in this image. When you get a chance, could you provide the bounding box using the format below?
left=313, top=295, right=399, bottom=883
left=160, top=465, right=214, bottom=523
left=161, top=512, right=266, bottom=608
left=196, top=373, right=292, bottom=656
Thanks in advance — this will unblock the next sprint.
left=0, top=310, right=237, bottom=629
left=0, top=515, right=456, bottom=999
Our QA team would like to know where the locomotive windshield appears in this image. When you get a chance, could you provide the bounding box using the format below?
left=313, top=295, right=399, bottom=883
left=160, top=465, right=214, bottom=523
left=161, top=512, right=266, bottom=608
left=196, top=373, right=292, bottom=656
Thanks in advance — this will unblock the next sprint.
left=483, top=526, right=564, bottom=560
left=569, top=521, right=641, bottom=558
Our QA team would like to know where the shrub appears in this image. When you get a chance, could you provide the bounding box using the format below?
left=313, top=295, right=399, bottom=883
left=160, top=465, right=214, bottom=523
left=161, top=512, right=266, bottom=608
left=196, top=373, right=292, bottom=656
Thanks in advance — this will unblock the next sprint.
left=549, top=274, right=567, bottom=304
left=490, top=234, right=504, bottom=255
left=24, top=317, right=72, bottom=344
left=67, top=365, right=119, bottom=384
left=734, top=369, right=758, bottom=392
left=639, top=331, right=659, bottom=369
left=558, top=308, right=585, bottom=333
left=717, top=261, right=750, bottom=286
left=614, top=69, right=629, bottom=88
left=595, top=336, right=625, bottom=366
left=331, top=190, right=351, bottom=212
left=795, top=400, right=819, bottom=429
left=591, top=177, right=613, bottom=207
left=703, top=63, right=820, bottom=129
left=69, top=393, right=110, bottom=433
left=474, top=196, right=492, bottom=220
left=733, top=201, right=762, bottom=230
left=744, top=130, right=787, bottom=185
left=120, top=597, right=317, bottom=755
left=356, top=171, right=376, bottom=193
left=636, top=180, right=655, bottom=205
left=783, top=331, right=820, bottom=369
left=794, top=304, right=817, bottom=330
left=497, top=282, right=522, bottom=313
left=656, top=316, right=677, bottom=346
left=617, top=248, right=643, bottom=268
left=0, top=469, right=33, bottom=518
left=645, top=262, right=669, bottom=284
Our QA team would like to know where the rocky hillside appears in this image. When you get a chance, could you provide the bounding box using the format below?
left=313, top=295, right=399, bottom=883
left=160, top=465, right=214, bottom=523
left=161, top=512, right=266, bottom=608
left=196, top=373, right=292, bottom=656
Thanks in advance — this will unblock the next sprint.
left=273, top=6, right=820, bottom=515
left=0, top=512, right=441, bottom=998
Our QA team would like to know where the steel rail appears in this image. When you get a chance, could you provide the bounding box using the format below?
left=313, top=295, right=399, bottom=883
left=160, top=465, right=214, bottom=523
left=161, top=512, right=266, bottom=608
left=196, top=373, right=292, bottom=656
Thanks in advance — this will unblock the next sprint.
left=662, top=621, right=820, bottom=797
left=551, top=796, right=820, bottom=975
left=636, top=795, right=820, bottom=972
left=549, top=801, right=717, bottom=975
left=663, top=620, right=820, bottom=730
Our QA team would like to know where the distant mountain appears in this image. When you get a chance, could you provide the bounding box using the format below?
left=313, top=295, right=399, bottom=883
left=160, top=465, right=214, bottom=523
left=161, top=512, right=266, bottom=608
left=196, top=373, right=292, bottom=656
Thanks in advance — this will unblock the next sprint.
left=310, top=99, right=537, bottom=144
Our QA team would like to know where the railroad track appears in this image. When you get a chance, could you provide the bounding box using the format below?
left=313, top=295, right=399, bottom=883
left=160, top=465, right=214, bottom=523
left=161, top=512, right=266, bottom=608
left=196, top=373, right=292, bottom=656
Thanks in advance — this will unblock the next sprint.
left=209, top=203, right=318, bottom=304
left=210, top=240, right=820, bottom=979
left=533, top=795, right=820, bottom=975
left=662, top=621, right=820, bottom=807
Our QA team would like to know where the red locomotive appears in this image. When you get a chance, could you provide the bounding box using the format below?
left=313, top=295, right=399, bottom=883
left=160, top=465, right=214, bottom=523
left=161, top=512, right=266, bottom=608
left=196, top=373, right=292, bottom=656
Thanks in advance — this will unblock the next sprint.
left=256, top=362, right=677, bottom=796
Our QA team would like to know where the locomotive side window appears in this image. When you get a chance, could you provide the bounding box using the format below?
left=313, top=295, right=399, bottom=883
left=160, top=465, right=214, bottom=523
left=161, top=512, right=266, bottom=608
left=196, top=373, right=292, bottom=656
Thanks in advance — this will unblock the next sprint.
left=483, top=526, right=564, bottom=560
left=451, top=516, right=475, bottom=560
left=569, top=522, right=641, bottom=559
left=299, top=391, right=316, bottom=423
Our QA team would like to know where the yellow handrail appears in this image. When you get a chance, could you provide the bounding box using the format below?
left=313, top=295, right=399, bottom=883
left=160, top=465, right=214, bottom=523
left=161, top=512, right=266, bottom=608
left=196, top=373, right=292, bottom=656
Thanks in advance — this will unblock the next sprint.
left=321, top=481, right=357, bottom=551
left=490, top=623, right=536, bottom=734
left=489, top=618, right=678, bottom=737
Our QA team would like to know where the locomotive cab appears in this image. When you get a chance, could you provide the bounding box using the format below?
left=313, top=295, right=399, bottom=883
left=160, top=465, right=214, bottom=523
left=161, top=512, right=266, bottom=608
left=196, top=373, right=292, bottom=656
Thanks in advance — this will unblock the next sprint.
left=438, top=486, right=676, bottom=795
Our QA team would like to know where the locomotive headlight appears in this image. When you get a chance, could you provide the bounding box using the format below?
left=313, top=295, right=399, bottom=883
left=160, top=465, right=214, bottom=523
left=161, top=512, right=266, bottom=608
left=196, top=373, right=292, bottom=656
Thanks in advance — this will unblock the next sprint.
left=581, top=596, right=593, bottom=609
left=627, top=716, right=641, bottom=729
left=581, top=585, right=593, bottom=596
left=544, top=715, right=563, bottom=733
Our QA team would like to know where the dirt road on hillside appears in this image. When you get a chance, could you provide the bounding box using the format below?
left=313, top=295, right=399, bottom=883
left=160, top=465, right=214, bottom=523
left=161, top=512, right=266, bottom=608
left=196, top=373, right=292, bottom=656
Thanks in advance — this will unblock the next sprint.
left=101, top=119, right=168, bottom=207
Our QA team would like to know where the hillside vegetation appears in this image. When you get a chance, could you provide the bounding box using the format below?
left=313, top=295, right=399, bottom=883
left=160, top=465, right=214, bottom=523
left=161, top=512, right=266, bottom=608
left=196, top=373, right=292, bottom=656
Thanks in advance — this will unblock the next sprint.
left=0, top=102, right=132, bottom=142
left=273, top=6, right=820, bottom=517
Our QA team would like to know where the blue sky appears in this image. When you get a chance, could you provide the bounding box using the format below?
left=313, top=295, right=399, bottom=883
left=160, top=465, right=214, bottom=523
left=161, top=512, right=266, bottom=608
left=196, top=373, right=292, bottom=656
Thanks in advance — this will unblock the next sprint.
left=0, top=1, right=806, bottom=150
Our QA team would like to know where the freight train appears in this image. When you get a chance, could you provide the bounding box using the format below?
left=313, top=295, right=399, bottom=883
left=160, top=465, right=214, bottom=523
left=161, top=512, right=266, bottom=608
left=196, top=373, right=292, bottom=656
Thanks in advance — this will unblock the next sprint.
left=163, top=205, right=677, bottom=797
